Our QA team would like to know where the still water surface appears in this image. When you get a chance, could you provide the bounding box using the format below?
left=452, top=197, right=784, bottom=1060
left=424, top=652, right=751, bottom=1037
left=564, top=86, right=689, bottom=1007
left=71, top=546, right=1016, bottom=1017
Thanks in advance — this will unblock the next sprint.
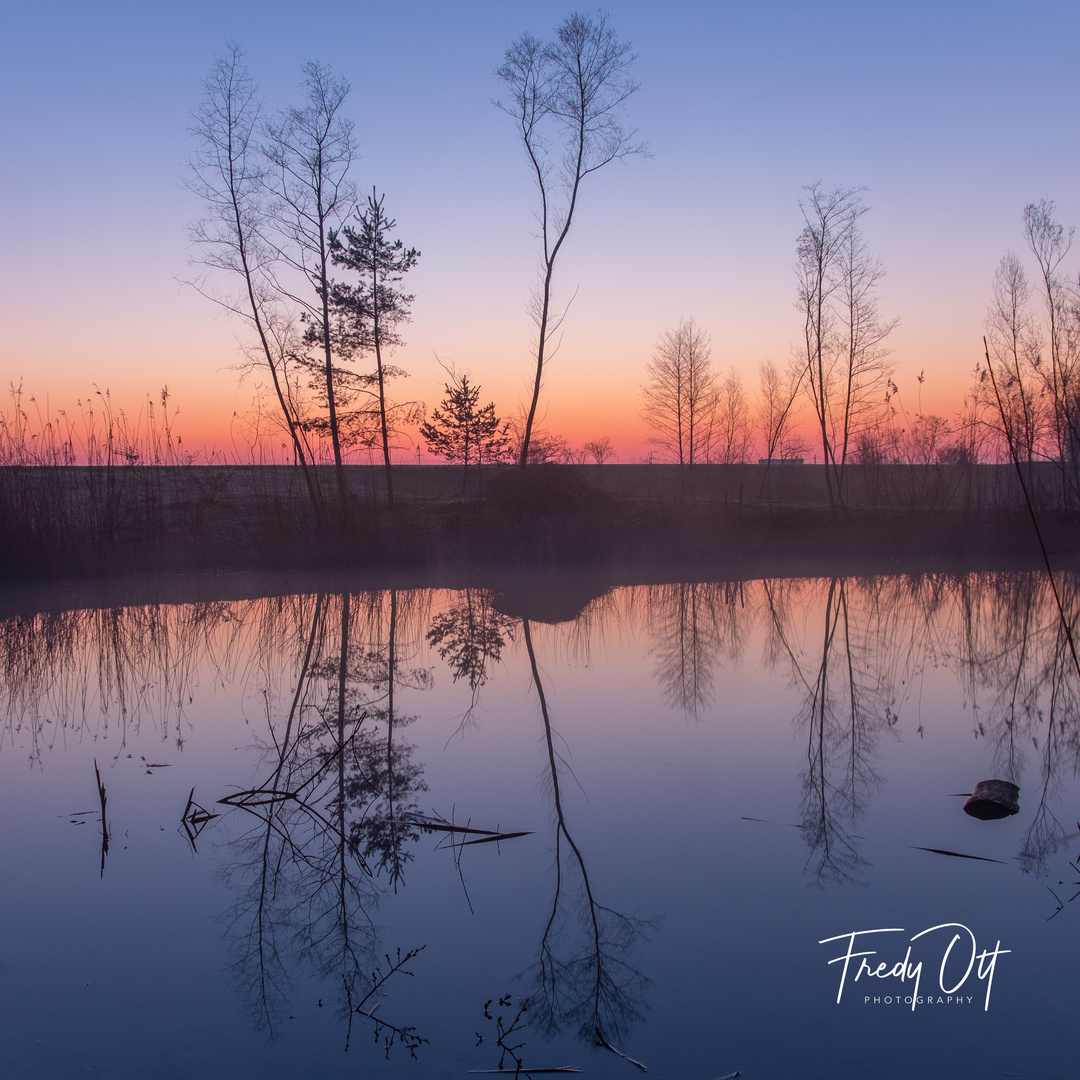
left=1, top=572, right=1078, bottom=1078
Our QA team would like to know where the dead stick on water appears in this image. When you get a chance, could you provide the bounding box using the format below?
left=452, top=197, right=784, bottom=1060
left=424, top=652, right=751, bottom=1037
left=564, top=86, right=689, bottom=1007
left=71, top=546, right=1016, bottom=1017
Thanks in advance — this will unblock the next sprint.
left=984, top=337, right=1080, bottom=685
left=594, top=1027, right=647, bottom=1071
left=94, top=758, right=108, bottom=878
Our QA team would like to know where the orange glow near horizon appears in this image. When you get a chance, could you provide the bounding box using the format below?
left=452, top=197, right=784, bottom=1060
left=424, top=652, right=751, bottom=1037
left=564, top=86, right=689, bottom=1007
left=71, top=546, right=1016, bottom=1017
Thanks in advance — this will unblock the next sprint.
left=2, top=331, right=983, bottom=467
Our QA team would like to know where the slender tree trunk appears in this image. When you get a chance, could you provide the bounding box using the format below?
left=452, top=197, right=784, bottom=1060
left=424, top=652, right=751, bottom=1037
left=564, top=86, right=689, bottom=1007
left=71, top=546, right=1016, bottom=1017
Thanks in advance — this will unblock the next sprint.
left=319, top=223, right=349, bottom=515
left=519, top=261, right=555, bottom=466
left=227, top=151, right=325, bottom=527
left=372, top=253, right=395, bottom=509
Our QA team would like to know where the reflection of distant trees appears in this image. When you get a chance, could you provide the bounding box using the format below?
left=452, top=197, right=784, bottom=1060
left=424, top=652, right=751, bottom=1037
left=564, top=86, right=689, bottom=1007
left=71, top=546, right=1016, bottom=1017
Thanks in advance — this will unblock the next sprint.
left=643, top=581, right=749, bottom=720
left=521, top=619, right=652, bottom=1049
left=763, top=577, right=904, bottom=886
left=3, top=569, right=1079, bottom=907
left=943, top=572, right=1080, bottom=873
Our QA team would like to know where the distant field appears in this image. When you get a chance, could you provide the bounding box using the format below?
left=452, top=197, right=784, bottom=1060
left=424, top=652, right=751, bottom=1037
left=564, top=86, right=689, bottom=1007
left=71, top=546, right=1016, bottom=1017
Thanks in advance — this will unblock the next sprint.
left=1, top=462, right=1077, bottom=581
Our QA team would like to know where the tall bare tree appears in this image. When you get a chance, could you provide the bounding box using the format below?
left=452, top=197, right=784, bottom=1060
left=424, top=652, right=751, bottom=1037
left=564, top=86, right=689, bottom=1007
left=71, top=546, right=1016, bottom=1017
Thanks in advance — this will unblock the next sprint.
left=796, top=182, right=896, bottom=508
left=640, top=316, right=716, bottom=465
left=263, top=61, right=357, bottom=509
left=984, top=251, right=1044, bottom=462
left=756, top=359, right=805, bottom=462
left=834, top=205, right=898, bottom=468
left=497, top=11, right=646, bottom=466
left=712, top=369, right=752, bottom=464
left=1023, top=200, right=1080, bottom=491
left=185, top=44, right=324, bottom=523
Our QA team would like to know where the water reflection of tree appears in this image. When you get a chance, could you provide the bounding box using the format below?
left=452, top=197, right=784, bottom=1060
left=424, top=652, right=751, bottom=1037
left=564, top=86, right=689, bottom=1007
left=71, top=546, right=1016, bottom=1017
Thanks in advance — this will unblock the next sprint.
left=426, top=589, right=515, bottom=731
left=521, top=618, right=651, bottom=1049
left=946, top=571, right=1080, bottom=873
left=643, top=581, right=749, bottom=720
left=223, top=592, right=373, bottom=1036
left=763, top=577, right=902, bottom=886
left=344, top=590, right=432, bottom=888
left=222, top=590, right=431, bottom=1049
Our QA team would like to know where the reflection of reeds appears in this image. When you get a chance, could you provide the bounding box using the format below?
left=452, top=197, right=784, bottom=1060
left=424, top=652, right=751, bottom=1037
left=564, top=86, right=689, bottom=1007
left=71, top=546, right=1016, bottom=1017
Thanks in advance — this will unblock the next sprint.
left=0, top=599, right=247, bottom=761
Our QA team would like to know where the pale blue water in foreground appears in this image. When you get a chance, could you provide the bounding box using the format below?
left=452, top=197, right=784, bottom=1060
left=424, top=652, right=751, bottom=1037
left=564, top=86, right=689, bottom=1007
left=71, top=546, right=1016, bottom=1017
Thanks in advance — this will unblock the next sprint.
left=1, top=572, right=1077, bottom=1078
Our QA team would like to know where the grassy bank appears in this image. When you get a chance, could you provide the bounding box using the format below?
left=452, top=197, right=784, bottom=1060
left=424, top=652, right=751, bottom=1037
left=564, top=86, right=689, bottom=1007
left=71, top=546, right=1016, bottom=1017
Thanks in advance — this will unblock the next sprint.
left=1, top=462, right=1077, bottom=582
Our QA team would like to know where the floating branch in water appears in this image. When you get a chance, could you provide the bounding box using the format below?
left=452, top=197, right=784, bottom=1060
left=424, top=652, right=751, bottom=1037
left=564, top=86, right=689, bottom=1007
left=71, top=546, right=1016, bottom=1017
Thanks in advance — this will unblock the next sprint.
left=180, top=787, right=219, bottom=853
left=743, top=816, right=1006, bottom=865
left=908, top=846, right=1007, bottom=864
left=594, top=1026, right=648, bottom=1070
left=94, top=758, right=108, bottom=879
left=409, top=809, right=533, bottom=848
left=471, top=994, right=583, bottom=1074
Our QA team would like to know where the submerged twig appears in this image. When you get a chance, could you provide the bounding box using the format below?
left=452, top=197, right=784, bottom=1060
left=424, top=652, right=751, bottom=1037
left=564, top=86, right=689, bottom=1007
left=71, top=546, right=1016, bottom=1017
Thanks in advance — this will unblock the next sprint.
left=595, top=1027, right=648, bottom=1070
left=180, top=786, right=219, bottom=853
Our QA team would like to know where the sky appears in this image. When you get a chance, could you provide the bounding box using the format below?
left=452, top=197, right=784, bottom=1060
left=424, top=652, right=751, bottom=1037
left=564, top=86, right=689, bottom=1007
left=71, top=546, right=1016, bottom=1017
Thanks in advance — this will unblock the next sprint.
left=2, top=0, right=1078, bottom=462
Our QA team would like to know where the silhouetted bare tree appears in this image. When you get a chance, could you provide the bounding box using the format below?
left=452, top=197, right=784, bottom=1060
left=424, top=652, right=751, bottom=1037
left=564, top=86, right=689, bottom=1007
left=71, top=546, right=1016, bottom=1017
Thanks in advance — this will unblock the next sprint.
left=984, top=252, right=1045, bottom=462
left=713, top=368, right=752, bottom=464
left=263, top=61, right=357, bottom=508
left=796, top=183, right=896, bottom=507
left=497, top=11, right=646, bottom=466
left=582, top=435, right=614, bottom=464
left=185, top=44, right=324, bottom=522
left=640, top=316, right=716, bottom=465
left=1023, top=201, right=1080, bottom=498
left=756, top=358, right=807, bottom=495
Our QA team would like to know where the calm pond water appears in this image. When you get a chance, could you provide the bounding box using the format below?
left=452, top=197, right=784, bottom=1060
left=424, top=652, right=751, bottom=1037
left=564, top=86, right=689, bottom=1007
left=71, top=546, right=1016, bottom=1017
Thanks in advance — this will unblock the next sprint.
left=1, top=571, right=1078, bottom=1079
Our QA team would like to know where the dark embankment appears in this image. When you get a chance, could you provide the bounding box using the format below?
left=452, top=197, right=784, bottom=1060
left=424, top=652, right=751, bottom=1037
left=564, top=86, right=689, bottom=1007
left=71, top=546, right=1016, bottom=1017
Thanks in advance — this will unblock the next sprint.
left=1, top=461, right=1077, bottom=583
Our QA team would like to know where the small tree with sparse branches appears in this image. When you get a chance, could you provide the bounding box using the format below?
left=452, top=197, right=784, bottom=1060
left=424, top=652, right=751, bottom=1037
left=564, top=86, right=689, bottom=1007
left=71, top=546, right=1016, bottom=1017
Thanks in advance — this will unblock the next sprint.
left=640, top=317, right=716, bottom=466
left=583, top=436, right=614, bottom=464
left=420, top=373, right=509, bottom=498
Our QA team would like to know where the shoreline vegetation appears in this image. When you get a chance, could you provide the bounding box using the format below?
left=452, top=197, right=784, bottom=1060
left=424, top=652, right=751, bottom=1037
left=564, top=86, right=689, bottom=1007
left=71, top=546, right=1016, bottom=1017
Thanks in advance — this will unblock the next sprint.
left=1, top=462, right=1077, bottom=585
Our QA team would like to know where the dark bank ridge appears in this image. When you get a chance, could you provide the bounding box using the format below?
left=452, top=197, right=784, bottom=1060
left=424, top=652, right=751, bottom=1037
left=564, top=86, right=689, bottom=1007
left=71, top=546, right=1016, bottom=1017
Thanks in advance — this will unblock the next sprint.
left=1, top=462, right=1077, bottom=584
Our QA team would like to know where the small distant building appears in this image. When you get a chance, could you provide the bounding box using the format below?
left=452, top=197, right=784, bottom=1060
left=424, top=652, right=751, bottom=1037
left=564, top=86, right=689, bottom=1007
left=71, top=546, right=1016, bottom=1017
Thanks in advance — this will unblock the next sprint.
left=758, top=458, right=805, bottom=465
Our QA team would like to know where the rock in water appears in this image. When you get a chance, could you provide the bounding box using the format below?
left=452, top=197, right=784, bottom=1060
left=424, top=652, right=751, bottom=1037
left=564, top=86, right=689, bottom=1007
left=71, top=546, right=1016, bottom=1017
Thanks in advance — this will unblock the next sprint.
left=963, top=779, right=1020, bottom=820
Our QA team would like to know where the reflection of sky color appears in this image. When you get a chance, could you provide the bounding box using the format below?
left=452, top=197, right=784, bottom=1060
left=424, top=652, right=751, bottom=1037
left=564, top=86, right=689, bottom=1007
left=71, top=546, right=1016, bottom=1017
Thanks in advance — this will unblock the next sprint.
left=1, top=574, right=1079, bottom=1075
left=3, top=2, right=1078, bottom=459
